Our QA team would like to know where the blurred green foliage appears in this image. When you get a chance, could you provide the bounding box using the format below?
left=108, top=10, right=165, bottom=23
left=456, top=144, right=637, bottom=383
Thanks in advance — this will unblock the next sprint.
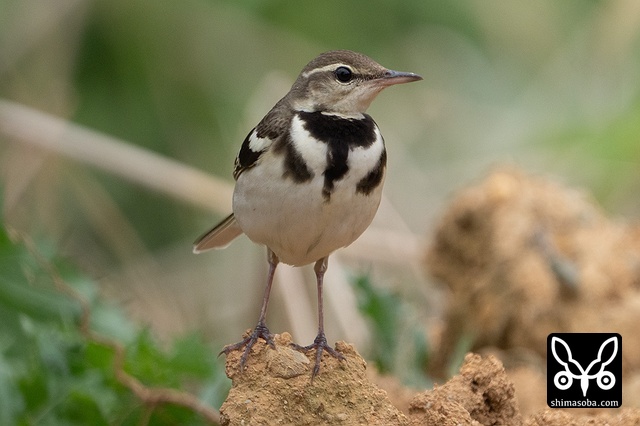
left=0, top=222, right=228, bottom=425
left=352, top=275, right=429, bottom=388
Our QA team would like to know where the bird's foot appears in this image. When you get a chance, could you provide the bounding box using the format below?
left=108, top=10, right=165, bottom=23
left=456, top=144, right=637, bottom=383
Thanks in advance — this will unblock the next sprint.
left=220, top=323, right=275, bottom=371
left=291, top=332, right=345, bottom=379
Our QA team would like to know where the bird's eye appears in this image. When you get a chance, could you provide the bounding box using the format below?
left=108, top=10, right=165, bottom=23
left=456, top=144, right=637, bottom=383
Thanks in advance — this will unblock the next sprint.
left=334, top=66, right=353, bottom=83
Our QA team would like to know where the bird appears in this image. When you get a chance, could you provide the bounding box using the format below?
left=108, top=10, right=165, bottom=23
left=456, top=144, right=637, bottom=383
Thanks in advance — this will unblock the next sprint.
left=194, top=50, right=422, bottom=378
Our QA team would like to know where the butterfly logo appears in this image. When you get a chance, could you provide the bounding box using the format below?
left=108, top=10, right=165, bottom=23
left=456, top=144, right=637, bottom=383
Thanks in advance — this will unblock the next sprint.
left=551, top=336, right=618, bottom=397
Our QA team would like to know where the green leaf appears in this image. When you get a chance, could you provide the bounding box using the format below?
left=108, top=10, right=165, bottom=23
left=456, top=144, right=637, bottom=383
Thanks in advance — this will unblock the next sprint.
left=0, top=354, right=24, bottom=425
left=0, top=276, right=80, bottom=323
left=352, top=275, right=400, bottom=373
left=169, top=333, right=215, bottom=377
left=352, top=274, right=431, bottom=387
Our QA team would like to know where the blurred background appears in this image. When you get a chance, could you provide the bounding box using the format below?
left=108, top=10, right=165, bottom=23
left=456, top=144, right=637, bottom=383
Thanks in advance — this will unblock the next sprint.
left=1, top=0, right=640, bottom=421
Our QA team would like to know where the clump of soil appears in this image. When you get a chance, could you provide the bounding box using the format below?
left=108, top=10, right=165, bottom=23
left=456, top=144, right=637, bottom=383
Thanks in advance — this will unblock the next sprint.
left=220, top=333, right=640, bottom=425
left=426, top=167, right=640, bottom=376
left=219, top=332, right=408, bottom=425
left=524, top=408, right=640, bottom=426
left=408, top=353, right=522, bottom=425
left=424, top=167, right=640, bottom=414
left=220, top=333, right=524, bottom=425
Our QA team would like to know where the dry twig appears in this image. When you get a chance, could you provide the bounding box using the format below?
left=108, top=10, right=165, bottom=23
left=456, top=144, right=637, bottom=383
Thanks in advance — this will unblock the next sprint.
left=0, top=100, right=233, bottom=214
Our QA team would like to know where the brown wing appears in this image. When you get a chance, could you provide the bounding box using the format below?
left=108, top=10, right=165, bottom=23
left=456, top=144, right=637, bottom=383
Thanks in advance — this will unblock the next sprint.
left=233, top=97, right=293, bottom=179
left=194, top=98, right=293, bottom=252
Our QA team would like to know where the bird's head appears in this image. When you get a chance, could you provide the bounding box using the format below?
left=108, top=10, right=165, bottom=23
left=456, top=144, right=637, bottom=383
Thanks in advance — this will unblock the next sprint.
left=288, top=50, right=422, bottom=116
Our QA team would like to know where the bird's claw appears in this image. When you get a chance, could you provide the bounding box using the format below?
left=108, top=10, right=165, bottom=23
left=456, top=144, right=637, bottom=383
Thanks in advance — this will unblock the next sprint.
left=220, top=323, right=275, bottom=371
left=291, top=332, right=345, bottom=379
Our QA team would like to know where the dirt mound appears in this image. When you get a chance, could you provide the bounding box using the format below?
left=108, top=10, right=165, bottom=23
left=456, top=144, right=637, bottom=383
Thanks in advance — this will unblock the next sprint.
left=426, top=167, right=640, bottom=379
left=220, top=333, right=524, bottom=425
left=524, top=408, right=640, bottom=426
left=424, top=167, right=640, bottom=416
left=408, top=353, right=522, bottom=425
left=221, top=337, right=640, bottom=425
left=219, top=332, right=407, bottom=425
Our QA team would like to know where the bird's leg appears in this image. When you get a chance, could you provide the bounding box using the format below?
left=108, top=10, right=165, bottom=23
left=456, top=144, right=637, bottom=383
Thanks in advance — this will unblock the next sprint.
left=220, top=249, right=278, bottom=370
left=292, top=256, right=345, bottom=379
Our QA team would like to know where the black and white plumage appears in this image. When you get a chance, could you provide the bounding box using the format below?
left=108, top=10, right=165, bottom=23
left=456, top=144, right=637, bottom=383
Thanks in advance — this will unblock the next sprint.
left=194, top=50, right=421, bottom=378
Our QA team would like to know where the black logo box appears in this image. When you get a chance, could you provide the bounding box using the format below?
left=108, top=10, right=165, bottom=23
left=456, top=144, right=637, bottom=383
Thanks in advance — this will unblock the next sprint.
left=547, top=333, right=622, bottom=408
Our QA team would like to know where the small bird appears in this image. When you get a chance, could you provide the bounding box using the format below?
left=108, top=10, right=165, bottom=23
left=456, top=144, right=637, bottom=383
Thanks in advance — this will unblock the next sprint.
left=194, top=50, right=421, bottom=378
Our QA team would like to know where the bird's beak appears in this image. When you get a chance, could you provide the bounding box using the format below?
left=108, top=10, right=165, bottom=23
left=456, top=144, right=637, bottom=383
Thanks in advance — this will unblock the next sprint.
left=377, top=69, right=423, bottom=86
left=353, top=68, right=422, bottom=112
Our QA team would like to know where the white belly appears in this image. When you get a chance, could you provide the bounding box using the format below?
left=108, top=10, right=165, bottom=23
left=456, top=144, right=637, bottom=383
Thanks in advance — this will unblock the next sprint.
left=232, top=130, right=385, bottom=266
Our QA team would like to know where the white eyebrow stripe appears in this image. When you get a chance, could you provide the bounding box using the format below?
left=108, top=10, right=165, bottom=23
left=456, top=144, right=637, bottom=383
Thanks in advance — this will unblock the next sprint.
left=301, top=63, right=349, bottom=79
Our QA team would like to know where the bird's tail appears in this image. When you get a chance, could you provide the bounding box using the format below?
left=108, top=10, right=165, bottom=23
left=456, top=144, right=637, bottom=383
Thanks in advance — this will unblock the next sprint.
left=193, top=213, right=243, bottom=253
